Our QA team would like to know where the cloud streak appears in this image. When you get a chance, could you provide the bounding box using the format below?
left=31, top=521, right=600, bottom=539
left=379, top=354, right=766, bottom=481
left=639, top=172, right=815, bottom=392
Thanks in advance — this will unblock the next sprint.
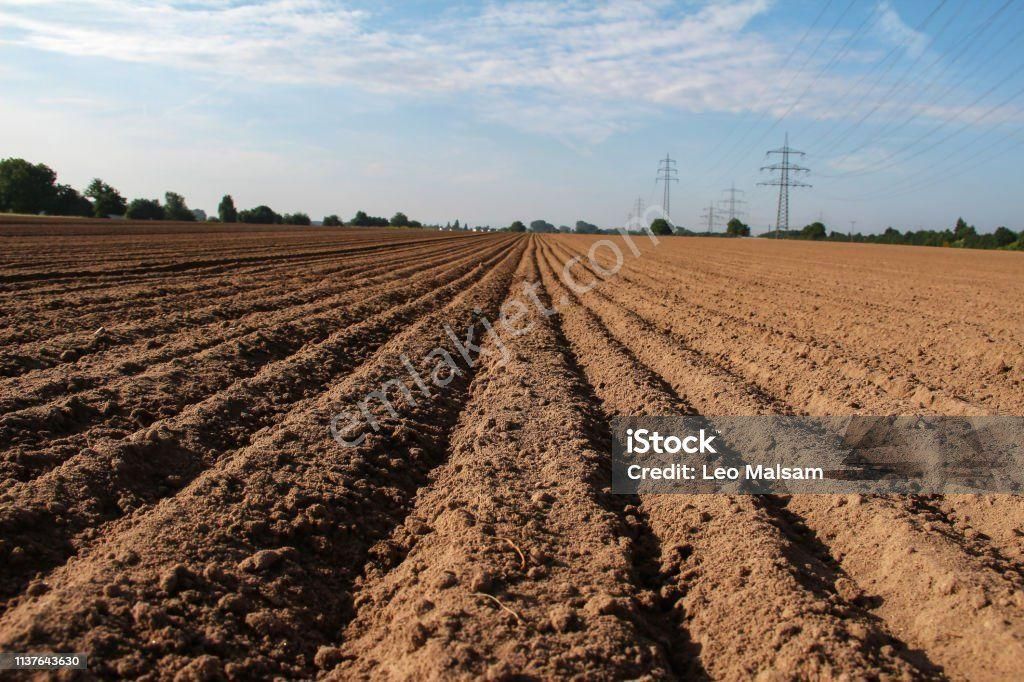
left=0, top=0, right=1009, bottom=147
left=0, top=0, right=797, bottom=141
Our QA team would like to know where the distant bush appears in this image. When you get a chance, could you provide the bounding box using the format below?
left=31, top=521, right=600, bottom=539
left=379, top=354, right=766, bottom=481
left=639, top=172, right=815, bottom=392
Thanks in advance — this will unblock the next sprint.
left=85, top=179, right=127, bottom=218
left=283, top=212, right=311, bottom=226
left=239, top=205, right=282, bottom=224
left=506, top=220, right=526, bottom=233
left=758, top=217, right=1019, bottom=252
left=126, top=198, right=164, bottom=220
left=163, top=192, right=195, bottom=221
left=323, top=214, right=343, bottom=227
left=51, top=184, right=93, bottom=217
left=0, top=158, right=58, bottom=214
left=801, top=221, right=826, bottom=240
left=650, top=218, right=673, bottom=236
left=994, top=226, right=1017, bottom=247
left=350, top=210, right=389, bottom=227
left=218, top=195, right=238, bottom=223
left=726, top=218, right=750, bottom=236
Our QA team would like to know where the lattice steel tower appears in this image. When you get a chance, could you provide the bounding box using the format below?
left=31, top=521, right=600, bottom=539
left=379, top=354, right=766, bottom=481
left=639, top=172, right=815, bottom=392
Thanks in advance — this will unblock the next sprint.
left=630, top=196, right=646, bottom=226
left=700, top=202, right=721, bottom=233
left=758, top=134, right=810, bottom=237
left=656, top=154, right=678, bottom=221
left=719, top=182, right=747, bottom=223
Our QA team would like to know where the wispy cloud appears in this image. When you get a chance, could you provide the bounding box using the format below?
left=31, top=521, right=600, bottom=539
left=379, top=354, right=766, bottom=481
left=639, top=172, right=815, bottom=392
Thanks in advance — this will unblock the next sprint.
left=0, top=0, right=792, bottom=142
left=875, top=0, right=929, bottom=58
left=1, top=0, right=1002, bottom=146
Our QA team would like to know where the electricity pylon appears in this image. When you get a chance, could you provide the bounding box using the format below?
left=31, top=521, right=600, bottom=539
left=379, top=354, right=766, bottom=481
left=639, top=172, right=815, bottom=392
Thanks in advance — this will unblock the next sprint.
left=758, top=134, right=810, bottom=238
left=656, top=154, right=678, bottom=221
left=719, top=182, right=747, bottom=223
left=700, top=202, right=722, bottom=233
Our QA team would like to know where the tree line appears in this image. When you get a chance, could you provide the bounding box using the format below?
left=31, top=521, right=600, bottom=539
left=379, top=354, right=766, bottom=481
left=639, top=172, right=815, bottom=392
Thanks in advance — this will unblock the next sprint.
left=0, top=157, right=443, bottom=228
left=757, top=218, right=1023, bottom=251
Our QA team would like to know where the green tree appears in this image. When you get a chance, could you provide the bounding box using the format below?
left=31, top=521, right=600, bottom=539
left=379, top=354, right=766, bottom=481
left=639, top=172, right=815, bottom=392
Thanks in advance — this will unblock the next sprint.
left=239, top=205, right=282, bottom=224
left=529, top=219, right=556, bottom=233
left=575, top=220, right=599, bottom=233
left=323, top=214, right=343, bottom=227
left=51, top=184, right=93, bottom=217
left=0, top=158, right=58, bottom=214
left=163, top=192, right=195, bottom=221
left=218, top=195, right=238, bottom=223
left=650, top=218, right=673, bottom=236
left=351, top=210, right=389, bottom=227
left=126, top=198, right=164, bottom=220
left=85, top=179, right=127, bottom=218
left=283, top=212, right=311, bottom=225
left=725, top=218, right=751, bottom=237
left=953, top=217, right=976, bottom=242
left=994, top=226, right=1017, bottom=247
left=801, top=221, right=827, bottom=240
left=507, top=220, right=526, bottom=233
left=390, top=212, right=410, bottom=227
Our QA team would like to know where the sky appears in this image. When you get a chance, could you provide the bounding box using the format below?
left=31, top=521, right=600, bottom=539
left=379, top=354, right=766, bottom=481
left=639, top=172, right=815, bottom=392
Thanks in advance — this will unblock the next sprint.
left=0, top=0, right=1022, bottom=233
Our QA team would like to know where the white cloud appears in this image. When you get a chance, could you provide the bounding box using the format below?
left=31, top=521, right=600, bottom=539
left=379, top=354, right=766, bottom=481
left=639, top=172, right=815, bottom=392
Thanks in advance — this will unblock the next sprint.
left=3, top=0, right=1001, bottom=148
left=875, top=0, right=929, bottom=58
left=0, top=0, right=795, bottom=142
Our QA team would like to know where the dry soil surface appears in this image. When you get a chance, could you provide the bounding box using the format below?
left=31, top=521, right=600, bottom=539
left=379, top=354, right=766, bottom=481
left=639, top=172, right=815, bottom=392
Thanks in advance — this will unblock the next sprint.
left=0, top=221, right=1022, bottom=680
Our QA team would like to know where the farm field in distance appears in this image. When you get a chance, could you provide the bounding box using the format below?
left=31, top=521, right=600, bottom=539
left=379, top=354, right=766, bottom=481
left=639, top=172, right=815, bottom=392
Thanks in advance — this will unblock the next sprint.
left=1, top=220, right=1023, bottom=679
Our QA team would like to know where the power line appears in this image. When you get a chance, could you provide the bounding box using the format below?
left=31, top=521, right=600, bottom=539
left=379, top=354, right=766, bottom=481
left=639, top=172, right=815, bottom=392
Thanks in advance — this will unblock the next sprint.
left=819, top=0, right=1022, bottom=175
left=823, top=74, right=1024, bottom=180
left=704, top=0, right=839, bottom=179
left=656, top=154, right=679, bottom=222
left=806, top=0, right=962, bottom=154
left=713, top=0, right=882, bottom=189
left=758, top=133, right=812, bottom=237
left=842, top=124, right=1024, bottom=201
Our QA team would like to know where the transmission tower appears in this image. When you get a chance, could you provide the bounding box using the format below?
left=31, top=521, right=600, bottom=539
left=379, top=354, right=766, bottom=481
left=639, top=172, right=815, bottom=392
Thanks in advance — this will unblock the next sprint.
left=719, top=182, right=747, bottom=223
left=700, top=202, right=721, bottom=233
left=656, top=154, right=678, bottom=221
left=758, top=133, right=811, bottom=238
left=629, top=196, right=646, bottom=227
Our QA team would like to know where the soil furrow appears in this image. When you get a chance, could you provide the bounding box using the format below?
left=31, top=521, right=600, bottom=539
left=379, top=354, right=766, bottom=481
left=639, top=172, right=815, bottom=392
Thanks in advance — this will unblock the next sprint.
left=543, top=238, right=788, bottom=415
left=548, top=238, right=1024, bottom=677
left=0, top=236, right=491, bottom=378
left=0, top=236, right=478, bottom=347
left=535, top=237, right=928, bottom=680
left=0, top=238, right=520, bottom=610
left=0, top=237, right=508, bottom=465
left=0, top=237, right=526, bottom=679
left=606, top=252, right=1010, bottom=414
left=0, top=233, right=477, bottom=284
left=332, top=238, right=680, bottom=680
left=786, top=493, right=1024, bottom=680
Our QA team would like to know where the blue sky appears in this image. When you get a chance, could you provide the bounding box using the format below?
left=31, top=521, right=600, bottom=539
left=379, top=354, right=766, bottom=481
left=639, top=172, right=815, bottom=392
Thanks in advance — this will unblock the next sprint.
left=1, top=0, right=1021, bottom=233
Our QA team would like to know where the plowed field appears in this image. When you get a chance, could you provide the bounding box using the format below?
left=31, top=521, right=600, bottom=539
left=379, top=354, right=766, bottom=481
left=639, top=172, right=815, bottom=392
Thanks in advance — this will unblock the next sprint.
left=1, top=221, right=1022, bottom=680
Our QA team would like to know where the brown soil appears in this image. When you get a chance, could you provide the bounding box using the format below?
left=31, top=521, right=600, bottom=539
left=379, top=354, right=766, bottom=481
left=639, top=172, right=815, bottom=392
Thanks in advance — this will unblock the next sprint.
left=0, top=222, right=1022, bottom=680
